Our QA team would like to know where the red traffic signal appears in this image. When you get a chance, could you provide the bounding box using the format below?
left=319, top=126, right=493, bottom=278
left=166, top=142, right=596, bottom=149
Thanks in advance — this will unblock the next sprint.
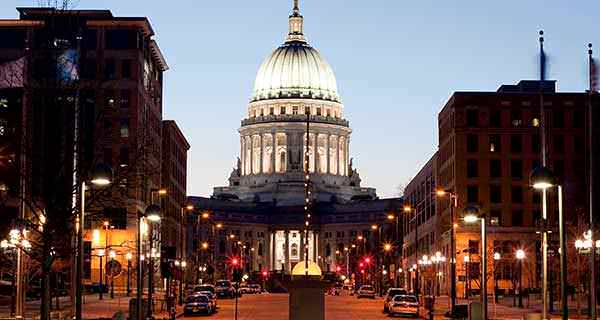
left=262, top=270, right=268, bottom=277
left=231, top=258, right=239, bottom=266
left=359, top=262, right=364, bottom=268
left=335, top=266, right=341, bottom=272
left=360, top=269, right=365, bottom=274
left=364, top=257, right=371, bottom=264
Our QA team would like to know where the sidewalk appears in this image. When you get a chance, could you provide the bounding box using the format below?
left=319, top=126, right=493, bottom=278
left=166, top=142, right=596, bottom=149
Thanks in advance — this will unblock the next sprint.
left=0, top=294, right=184, bottom=320
left=428, top=295, right=600, bottom=319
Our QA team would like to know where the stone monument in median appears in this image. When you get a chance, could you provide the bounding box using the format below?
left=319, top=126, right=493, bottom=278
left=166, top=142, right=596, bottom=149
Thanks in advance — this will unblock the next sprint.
left=285, top=260, right=329, bottom=320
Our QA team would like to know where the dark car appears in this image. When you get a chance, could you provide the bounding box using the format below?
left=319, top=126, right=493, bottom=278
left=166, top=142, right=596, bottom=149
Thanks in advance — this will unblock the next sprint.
left=383, top=288, right=408, bottom=313
left=215, top=280, right=237, bottom=299
left=184, top=294, right=214, bottom=316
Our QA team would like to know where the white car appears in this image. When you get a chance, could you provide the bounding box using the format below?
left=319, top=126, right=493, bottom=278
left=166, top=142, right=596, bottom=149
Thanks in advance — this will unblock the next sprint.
left=387, top=294, right=419, bottom=317
left=356, top=285, right=376, bottom=299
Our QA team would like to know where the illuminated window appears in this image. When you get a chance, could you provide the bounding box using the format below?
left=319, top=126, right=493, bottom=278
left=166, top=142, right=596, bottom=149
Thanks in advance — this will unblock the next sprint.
left=280, top=106, right=286, bottom=115
left=120, top=119, right=129, bottom=137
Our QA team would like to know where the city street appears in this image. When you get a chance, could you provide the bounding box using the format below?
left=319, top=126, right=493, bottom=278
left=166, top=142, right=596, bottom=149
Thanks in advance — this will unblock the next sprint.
left=189, top=293, right=394, bottom=320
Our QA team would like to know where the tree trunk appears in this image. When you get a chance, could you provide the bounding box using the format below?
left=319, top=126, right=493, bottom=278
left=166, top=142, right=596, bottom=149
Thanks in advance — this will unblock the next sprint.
left=40, top=237, right=52, bottom=320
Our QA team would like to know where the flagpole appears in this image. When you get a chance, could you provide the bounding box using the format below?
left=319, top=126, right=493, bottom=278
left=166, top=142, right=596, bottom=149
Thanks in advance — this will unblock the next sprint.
left=538, top=30, right=549, bottom=320
left=588, top=43, right=597, bottom=320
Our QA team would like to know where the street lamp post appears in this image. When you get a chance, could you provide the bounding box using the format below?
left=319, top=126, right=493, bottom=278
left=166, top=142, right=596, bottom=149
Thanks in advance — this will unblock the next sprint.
left=97, top=249, right=105, bottom=300
left=436, top=189, right=458, bottom=312
left=126, top=252, right=132, bottom=296
left=531, top=166, right=568, bottom=320
left=404, top=205, right=419, bottom=300
left=109, top=250, right=116, bottom=299
left=75, top=164, right=112, bottom=320
left=516, top=249, right=525, bottom=308
left=137, top=204, right=161, bottom=320
left=463, top=205, right=488, bottom=320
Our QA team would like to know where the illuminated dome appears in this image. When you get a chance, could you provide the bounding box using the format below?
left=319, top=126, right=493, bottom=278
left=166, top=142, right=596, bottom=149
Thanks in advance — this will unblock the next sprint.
left=291, top=260, right=322, bottom=276
left=251, top=3, right=340, bottom=103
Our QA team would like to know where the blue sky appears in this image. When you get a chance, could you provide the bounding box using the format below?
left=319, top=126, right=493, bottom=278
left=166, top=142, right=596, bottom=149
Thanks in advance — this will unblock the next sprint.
left=3, top=0, right=599, bottom=197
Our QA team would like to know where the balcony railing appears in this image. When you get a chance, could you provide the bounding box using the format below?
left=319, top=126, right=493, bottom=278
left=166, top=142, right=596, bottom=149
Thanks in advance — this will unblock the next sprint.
left=241, top=114, right=349, bottom=127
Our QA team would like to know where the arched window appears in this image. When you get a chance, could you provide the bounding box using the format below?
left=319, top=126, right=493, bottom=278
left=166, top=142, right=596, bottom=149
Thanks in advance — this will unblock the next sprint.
left=276, top=133, right=287, bottom=172
left=263, top=134, right=273, bottom=173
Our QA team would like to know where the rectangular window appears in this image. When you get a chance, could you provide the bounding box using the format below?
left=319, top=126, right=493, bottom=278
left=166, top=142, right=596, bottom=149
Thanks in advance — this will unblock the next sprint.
left=573, top=109, right=585, bottom=128
left=121, top=59, right=131, bottom=78
left=553, top=110, right=564, bottom=128
left=119, top=90, right=130, bottom=109
left=120, top=118, right=129, bottom=137
left=292, top=106, right=298, bottom=115
left=490, top=210, right=502, bottom=226
left=270, top=107, right=274, bottom=115
left=510, top=109, right=522, bottom=127
left=467, top=159, right=478, bottom=178
left=511, top=186, right=523, bottom=203
left=466, top=134, right=478, bottom=153
left=574, top=135, right=585, bottom=153
left=104, top=59, right=116, bottom=80
left=82, top=59, right=97, bottom=79
left=466, top=109, right=478, bottom=127
left=82, top=29, right=97, bottom=50
left=511, top=210, right=523, bottom=227
left=553, top=160, right=564, bottom=180
left=489, top=134, right=501, bottom=152
left=280, top=106, right=286, bottom=115
left=532, top=134, right=541, bottom=153
left=490, top=159, right=502, bottom=178
left=467, top=185, right=478, bottom=203
left=490, top=109, right=502, bottom=127
left=510, top=135, right=522, bottom=153
left=553, top=135, right=564, bottom=153
left=490, top=185, right=502, bottom=203
left=511, top=160, right=523, bottom=179
left=119, top=147, right=129, bottom=167
left=105, top=29, right=138, bottom=50
left=316, top=107, right=322, bottom=116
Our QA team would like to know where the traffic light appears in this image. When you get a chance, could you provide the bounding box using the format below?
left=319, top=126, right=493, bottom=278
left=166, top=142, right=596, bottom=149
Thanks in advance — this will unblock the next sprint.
left=359, top=262, right=364, bottom=268
left=262, top=270, right=268, bottom=277
left=231, top=258, right=239, bottom=266
left=364, top=257, right=371, bottom=264
left=335, top=266, right=341, bottom=272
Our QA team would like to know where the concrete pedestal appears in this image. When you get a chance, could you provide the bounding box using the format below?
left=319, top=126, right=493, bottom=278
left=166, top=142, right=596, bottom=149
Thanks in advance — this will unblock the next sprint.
left=284, top=278, right=328, bottom=320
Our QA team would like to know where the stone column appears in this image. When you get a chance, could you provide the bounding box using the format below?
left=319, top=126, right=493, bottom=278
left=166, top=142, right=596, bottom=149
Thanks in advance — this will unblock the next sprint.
left=313, top=232, right=318, bottom=261
left=346, top=138, right=350, bottom=176
left=300, top=231, right=305, bottom=261
left=259, top=134, right=264, bottom=174
left=336, top=138, right=341, bottom=175
left=240, top=136, right=245, bottom=175
left=270, top=231, right=275, bottom=271
left=312, top=133, right=317, bottom=173
left=326, top=134, right=331, bottom=174
left=285, top=230, right=290, bottom=273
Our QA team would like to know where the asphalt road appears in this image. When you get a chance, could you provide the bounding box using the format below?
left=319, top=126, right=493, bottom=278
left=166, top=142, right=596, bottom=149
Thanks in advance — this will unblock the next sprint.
left=183, top=292, right=421, bottom=320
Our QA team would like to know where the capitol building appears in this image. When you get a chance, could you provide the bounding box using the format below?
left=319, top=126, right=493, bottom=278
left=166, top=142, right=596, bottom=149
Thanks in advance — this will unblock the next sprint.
left=188, top=1, right=402, bottom=282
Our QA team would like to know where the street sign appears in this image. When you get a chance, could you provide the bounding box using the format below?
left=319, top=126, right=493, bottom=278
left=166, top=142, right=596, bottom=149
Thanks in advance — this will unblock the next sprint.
left=106, top=260, right=122, bottom=277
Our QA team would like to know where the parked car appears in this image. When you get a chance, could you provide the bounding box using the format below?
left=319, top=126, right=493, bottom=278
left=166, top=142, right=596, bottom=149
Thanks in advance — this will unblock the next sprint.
left=249, top=284, right=262, bottom=293
left=356, top=285, right=375, bottom=299
left=383, top=288, right=408, bottom=313
left=183, top=294, right=215, bottom=316
left=215, top=280, right=238, bottom=298
left=239, top=284, right=253, bottom=294
left=193, top=288, right=218, bottom=309
left=387, top=294, right=419, bottom=317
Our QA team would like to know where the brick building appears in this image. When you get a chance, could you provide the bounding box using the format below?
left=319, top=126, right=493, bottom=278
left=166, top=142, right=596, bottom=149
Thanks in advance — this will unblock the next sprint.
left=0, top=7, right=175, bottom=289
left=161, top=120, right=190, bottom=259
left=407, top=79, right=599, bottom=298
